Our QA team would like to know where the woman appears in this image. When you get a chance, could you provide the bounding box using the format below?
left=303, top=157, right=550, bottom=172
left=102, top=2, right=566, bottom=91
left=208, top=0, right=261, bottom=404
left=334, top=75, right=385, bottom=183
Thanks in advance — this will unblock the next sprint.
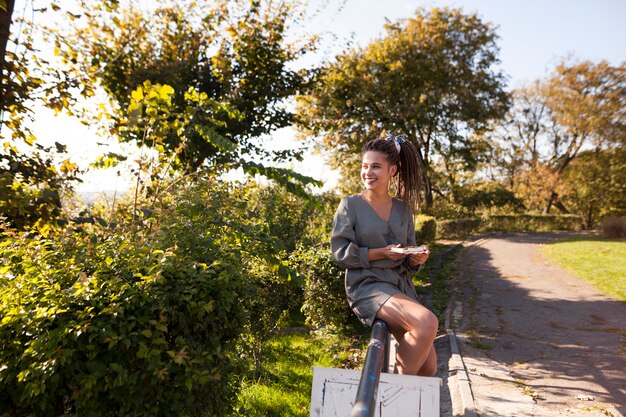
left=331, top=134, right=438, bottom=376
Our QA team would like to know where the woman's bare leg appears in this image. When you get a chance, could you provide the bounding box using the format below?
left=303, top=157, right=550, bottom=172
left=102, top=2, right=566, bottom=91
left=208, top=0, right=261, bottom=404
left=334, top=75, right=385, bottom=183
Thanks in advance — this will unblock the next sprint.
left=417, top=344, right=437, bottom=376
left=376, top=293, right=438, bottom=376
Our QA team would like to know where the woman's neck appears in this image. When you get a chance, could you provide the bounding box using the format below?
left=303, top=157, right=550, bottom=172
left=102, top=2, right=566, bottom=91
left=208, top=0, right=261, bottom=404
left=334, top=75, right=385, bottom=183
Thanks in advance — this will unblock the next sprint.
left=360, top=189, right=391, bottom=203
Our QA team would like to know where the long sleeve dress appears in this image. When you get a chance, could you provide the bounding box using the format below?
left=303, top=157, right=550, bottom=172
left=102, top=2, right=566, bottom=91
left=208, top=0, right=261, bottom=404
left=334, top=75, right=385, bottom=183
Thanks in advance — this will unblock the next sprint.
left=331, top=194, right=421, bottom=326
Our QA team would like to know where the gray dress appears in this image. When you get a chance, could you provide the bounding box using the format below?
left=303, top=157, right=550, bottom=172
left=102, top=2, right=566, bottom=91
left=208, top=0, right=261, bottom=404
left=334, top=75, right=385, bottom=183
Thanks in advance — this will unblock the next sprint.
left=331, top=195, right=421, bottom=326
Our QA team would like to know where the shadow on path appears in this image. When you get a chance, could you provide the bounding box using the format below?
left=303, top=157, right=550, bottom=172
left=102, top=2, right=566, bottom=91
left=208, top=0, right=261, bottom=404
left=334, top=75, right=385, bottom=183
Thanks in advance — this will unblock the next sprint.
left=457, top=232, right=625, bottom=416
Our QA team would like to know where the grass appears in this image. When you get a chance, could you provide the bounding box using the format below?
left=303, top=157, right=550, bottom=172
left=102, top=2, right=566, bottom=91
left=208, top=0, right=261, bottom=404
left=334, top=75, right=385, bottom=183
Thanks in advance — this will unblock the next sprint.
left=540, top=236, right=626, bottom=301
left=231, top=329, right=367, bottom=417
left=413, top=242, right=461, bottom=327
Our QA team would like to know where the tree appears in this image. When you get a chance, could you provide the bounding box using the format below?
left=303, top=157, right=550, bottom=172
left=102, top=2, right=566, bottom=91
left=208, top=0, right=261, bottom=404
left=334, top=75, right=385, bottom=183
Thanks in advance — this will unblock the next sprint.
left=540, top=60, right=625, bottom=212
left=1, top=0, right=86, bottom=137
left=560, top=148, right=626, bottom=228
left=486, top=84, right=559, bottom=212
left=297, top=7, right=510, bottom=208
left=51, top=0, right=319, bottom=184
left=0, top=0, right=15, bottom=104
left=1, top=0, right=82, bottom=229
left=490, top=60, right=625, bottom=213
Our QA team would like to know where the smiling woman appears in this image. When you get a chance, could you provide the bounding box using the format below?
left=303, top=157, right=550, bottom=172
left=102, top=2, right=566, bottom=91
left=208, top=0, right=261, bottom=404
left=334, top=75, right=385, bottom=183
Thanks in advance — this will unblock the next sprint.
left=331, top=134, right=438, bottom=376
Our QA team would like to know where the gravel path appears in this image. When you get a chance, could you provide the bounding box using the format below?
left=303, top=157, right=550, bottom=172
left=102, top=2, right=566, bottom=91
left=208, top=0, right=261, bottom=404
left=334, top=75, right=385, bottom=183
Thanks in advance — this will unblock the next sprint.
left=454, top=232, right=625, bottom=417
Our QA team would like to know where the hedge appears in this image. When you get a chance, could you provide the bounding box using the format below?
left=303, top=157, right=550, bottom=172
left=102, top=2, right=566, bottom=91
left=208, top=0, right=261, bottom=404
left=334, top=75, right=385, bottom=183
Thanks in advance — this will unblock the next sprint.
left=415, top=215, right=437, bottom=243
left=434, top=214, right=582, bottom=239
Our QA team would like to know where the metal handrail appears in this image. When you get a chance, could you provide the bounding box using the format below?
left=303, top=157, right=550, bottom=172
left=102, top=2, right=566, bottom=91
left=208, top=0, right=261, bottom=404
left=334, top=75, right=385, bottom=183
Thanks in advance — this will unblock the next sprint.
left=350, top=319, right=389, bottom=417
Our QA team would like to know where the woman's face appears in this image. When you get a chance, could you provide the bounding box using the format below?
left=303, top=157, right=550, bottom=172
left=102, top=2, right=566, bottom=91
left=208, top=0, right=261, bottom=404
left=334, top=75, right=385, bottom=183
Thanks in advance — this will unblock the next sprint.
left=361, top=151, right=396, bottom=192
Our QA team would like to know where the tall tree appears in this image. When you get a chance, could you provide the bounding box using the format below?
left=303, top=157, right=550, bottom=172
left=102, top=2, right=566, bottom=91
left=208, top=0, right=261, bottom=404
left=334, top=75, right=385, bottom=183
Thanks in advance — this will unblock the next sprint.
left=1, top=0, right=81, bottom=229
left=297, top=7, right=510, bottom=208
left=487, top=84, right=558, bottom=211
left=541, top=60, right=625, bottom=212
left=52, top=0, right=319, bottom=182
left=491, top=60, right=625, bottom=213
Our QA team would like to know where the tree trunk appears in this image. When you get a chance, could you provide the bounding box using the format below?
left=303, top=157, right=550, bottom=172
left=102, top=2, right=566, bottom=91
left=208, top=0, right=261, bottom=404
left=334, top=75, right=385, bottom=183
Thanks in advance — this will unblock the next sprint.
left=585, top=202, right=593, bottom=230
left=543, top=191, right=569, bottom=214
left=413, top=142, right=433, bottom=209
left=553, top=199, right=569, bottom=214
left=1, top=0, right=16, bottom=111
left=423, top=174, right=433, bottom=209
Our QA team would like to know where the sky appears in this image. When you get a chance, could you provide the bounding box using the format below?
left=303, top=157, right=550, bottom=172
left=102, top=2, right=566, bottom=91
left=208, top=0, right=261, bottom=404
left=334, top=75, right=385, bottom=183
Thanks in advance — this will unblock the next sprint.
left=22, top=0, right=626, bottom=193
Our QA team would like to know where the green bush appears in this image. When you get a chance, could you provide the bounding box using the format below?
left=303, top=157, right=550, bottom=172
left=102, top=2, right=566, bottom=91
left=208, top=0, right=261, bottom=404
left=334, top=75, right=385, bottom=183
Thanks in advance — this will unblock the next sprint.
left=246, top=185, right=333, bottom=252
left=236, top=258, right=303, bottom=376
left=484, top=214, right=581, bottom=232
left=0, top=178, right=295, bottom=417
left=600, top=216, right=626, bottom=238
left=0, top=228, right=244, bottom=417
left=436, top=218, right=482, bottom=239
left=232, top=186, right=338, bottom=374
left=415, top=215, right=437, bottom=243
left=436, top=214, right=582, bottom=239
left=297, top=245, right=360, bottom=335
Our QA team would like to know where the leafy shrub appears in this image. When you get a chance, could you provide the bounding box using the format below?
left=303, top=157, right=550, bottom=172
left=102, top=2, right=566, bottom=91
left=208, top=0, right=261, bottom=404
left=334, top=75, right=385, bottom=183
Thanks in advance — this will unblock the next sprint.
left=0, top=177, right=297, bottom=417
left=297, top=245, right=360, bottom=335
left=459, top=187, right=524, bottom=214
left=415, top=215, right=437, bottom=243
left=436, top=214, right=582, bottom=238
left=437, top=218, right=482, bottom=239
left=159, top=179, right=311, bottom=381
left=231, top=186, right=338, bottom=374
left=236, top=257, right=303, bottom=376
left=485, top=214, right=581, bottom=232
left=0, top=227, right=244, bottom=417
left=0, top=141, right=80, bottom=230
left=246, top=184, right=329, bottom=252
left=600, top=216, right=626, bottom=238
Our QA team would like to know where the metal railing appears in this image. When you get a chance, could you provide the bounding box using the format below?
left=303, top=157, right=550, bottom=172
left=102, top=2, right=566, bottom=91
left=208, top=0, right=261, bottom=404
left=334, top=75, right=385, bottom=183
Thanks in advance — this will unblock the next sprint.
left=350, top=319, right=389, bottom=417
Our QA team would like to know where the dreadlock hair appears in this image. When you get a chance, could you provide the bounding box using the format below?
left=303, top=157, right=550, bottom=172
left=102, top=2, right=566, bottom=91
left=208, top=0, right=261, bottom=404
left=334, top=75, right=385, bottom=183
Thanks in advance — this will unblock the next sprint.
left=363, top=135, right=422, bottom=210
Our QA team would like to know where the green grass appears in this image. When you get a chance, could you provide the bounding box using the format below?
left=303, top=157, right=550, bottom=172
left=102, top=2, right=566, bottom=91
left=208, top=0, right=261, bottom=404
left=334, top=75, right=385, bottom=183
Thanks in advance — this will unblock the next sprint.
left=231, top=330, right=367, bottom=417
left=413, top=242, right=460, bottom=327
left=540, top=236, right=626, bottom=301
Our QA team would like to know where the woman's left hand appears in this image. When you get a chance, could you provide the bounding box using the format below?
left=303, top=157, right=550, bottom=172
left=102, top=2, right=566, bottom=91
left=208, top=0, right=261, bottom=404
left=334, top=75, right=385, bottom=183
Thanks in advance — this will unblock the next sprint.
left=408, top=246, right=429, bottom=267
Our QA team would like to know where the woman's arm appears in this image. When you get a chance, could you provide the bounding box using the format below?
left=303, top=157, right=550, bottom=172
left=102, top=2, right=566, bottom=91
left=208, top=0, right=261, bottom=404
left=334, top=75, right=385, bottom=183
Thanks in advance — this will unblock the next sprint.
left=331, top=198, right=370, bottom=269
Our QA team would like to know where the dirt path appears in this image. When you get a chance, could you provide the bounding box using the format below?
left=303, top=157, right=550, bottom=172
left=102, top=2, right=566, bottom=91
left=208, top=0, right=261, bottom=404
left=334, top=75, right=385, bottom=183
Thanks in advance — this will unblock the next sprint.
left=455, top=232, right=625, bottom=417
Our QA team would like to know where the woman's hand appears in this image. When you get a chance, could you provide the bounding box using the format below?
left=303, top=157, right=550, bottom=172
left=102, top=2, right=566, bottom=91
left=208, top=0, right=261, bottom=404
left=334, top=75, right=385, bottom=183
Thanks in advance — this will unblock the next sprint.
left=409, top=246, right=430, bottom=267
left=368, top=244, right=406, bottom=261
left=383, top=244, right=408, bottom=261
